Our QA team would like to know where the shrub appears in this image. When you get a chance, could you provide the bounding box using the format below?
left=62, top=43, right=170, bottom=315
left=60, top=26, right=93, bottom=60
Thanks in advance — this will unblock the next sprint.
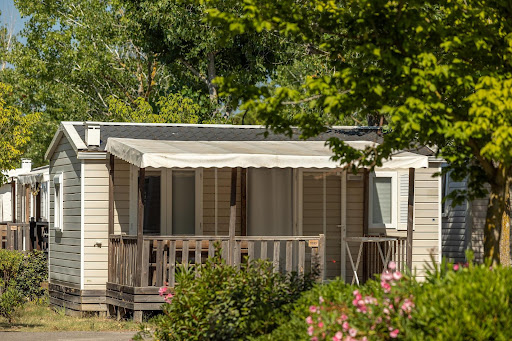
left=259, top=262, right=413, bottom=341
left=16, top=250, right=48, bottom=300
left=0, top=249, right=25, bottom=324
left=142, top=253, right=315, bottom=341
left=403, top=255, right=512, bottom=340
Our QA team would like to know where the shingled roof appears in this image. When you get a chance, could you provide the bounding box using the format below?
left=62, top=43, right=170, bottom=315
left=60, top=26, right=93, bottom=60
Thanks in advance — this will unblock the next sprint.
left=48, top=122, right=434, bottom=158
left=72, top=123, right=385, bottom=150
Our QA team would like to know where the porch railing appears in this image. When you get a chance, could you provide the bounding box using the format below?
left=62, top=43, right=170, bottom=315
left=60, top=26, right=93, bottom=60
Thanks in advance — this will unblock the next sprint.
left=0, top=222, right=48, bottom=252
left=108, top=234, right=325, bottom=288
left=363, top=236, right=408, bottom=281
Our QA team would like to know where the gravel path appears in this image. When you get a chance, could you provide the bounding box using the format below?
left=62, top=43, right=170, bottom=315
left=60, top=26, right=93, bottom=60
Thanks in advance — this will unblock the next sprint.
left=0, top=331, right=137, bottom=341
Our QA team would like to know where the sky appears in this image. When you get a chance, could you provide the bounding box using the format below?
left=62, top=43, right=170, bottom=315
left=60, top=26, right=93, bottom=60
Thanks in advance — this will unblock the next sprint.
left=0, top=0, right=27, bottom=44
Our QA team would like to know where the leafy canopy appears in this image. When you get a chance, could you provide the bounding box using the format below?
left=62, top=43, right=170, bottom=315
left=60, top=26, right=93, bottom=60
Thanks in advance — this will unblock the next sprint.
left=0, top=82, right=40, bottom=183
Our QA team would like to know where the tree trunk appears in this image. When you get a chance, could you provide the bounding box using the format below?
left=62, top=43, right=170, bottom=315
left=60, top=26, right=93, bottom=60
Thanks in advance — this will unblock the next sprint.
left=207, top=52, right=218, bottom=103
left=485, top=181, right=511, bottom=265
left=500, top=183, right=511, bottom=266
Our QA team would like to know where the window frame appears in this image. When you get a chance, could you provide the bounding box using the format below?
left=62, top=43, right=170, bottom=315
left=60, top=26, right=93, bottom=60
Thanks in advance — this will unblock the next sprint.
left=368, top=171, right=397, bottom=230
left=53, top=173, right=64, bottom=230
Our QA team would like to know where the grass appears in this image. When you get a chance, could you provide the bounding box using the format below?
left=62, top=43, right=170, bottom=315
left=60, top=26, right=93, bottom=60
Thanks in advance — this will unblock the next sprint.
left=0, top=301, right=141, bottom=332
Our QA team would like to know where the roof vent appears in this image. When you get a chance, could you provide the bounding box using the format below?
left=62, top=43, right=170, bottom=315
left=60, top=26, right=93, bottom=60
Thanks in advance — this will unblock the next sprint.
left=21, top=158, right=32, bottom=171
left=85, top=122, right=101, bottom=147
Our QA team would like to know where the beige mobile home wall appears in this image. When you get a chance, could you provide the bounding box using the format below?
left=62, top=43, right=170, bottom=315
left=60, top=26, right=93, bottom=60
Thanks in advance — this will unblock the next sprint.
left=49, top=136, right=82, bottom=288
left=203, top=168, right=242, bottom=236
left=390, top=167, right=441, bottom=280
left=82, top=158, right=129, bottom=290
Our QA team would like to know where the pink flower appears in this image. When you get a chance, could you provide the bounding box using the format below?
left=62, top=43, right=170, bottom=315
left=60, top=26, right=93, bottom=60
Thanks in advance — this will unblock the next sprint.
left=381, top=281, right=391, bottom=293
left=362, top=337, right=368, bottom=341
left=341, top=314, right=348, bottom=321
left=388, top=261, right=396, bottom=270
left=306, top=316, right=313, bottom=324
left=308, top=326, right=314, bottom=336
left=342, top=321, right=350, bottom=331
left=349, top=328, right=357, bottom=337
left=383, top=308, right=390, bottom=315
left=309, top=305, right=317, bottom=313
left=393, top=271, right=402, bottom=281
left=376, top=317, right=382, bottom=324
left=390, top=329, right=399, bottom=338
left=453, top=264, right=459, bottom=271
left=318, top=321, right=324, bottom=328
left=382, top=271, right=393, bottom=281
left=335, top=331, right=343, bottom=340
left=311, top=337, right=318, bottom=341
left=158, top=287, right=167, bottom=296
left=319, top=296, right=325, bottom=304
left=164, top=293, right=174, bottom=303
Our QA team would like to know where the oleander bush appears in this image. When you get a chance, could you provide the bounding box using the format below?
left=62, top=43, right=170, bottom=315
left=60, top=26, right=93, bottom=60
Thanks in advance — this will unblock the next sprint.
left=138, top=252, right=316, bottom=341
left=16, top=250, right=48, bottom=300
left=259, top=252, right=512, bottom=341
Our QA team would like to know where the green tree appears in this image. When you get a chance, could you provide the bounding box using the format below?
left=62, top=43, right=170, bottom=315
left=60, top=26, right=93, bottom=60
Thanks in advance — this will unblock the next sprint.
left=207, top=0, right=512, bottom=264
left=0, top=82, right=40, bottom=183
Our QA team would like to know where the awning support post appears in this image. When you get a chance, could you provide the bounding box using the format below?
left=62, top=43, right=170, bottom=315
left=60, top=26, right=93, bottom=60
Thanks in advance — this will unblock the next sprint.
left=241, top=168, right=247, bottom=236
left=108, top=155, right=114, bottom=282
left=406, top=167, right=415, bottom=271
left=229, top=168, right=237, bottom=266
left=136, top=167, right=145, bottom=287
left=362, top=168, right=369, bottom=282
left=11, top=179, right=16, bottom=223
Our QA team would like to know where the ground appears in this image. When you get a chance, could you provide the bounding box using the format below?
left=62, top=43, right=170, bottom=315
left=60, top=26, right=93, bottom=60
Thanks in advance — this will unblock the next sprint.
left=0, top=301, right=140, bottom=334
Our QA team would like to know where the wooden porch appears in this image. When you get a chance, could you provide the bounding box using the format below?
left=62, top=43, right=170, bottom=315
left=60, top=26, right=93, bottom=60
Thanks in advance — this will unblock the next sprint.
left=0, top=221, right=48, bottom=252
left=106, top=234, right=325, bottom=320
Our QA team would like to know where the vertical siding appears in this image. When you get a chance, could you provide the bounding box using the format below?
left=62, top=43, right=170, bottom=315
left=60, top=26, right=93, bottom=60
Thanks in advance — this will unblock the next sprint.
left=49, top=137, right=81, bottom=288
left=442, top=178, right=468, bottom=263
left=302, top=171, right=343, bottom=280
left=202, top=168, right=241, bottom=236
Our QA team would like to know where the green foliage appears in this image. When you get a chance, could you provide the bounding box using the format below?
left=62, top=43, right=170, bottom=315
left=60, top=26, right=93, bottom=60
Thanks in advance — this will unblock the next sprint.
left=0, top=285, right=24, bottom=324
left=108, top=93, right=208, bottom=124
left=141, top=254, right=315, bottom=340
left=0, top=82, right=41, bottom=181
left=0, top=250, right=48, bottom=325
left=0, top=250, right=24, bottom=325
left=206, top=0, right=512, bottom=262
left=15, top=250, right=48, bottom=301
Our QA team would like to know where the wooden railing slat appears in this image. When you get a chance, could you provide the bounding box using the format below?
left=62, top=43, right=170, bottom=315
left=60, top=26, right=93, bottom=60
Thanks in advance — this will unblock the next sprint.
left=261, top=241, right=267, bottom=260
left=248, top=241, right=254, bottom=261
left=273, top=241, right=280, bottom=273
left=234, top=241, right=241, bottom=270
left=169, top=240, right=176, bottom=287
left=221, top=241, right=229, bottom=261
left=141, top=240, right=150, bottom=287
left=182, top=240, right=189, bottom=267
left=195, top=240, right=202, bottom=266
left=208, top=240, right=215, bottom=258
left=298, top=241, right=305, bottom=276
left=156, top=240, right=163, bottom=287
left=286, top=241, right=293, bottom=274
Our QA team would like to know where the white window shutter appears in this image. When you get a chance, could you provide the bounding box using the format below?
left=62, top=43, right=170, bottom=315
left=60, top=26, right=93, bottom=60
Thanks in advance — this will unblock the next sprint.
left=397, top=172, right=409, bottom=230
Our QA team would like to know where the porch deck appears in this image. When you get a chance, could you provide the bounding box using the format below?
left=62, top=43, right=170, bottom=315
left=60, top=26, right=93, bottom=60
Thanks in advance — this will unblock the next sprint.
left=0, top=221, right=48, bottom=252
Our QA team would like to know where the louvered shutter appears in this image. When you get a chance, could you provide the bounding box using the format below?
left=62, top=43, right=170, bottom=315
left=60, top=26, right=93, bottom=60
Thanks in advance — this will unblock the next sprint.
left=397, top=172, right=410, bottom=230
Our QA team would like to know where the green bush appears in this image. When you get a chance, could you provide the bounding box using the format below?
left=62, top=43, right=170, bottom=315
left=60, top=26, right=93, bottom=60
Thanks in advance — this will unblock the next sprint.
left=258, top=262, right=414, bottom=341
left=0, top=249, right=48, bottom=324
left=142, top=253, right=315, bottom=341
left=404, top=257, right=512, bottom=340
left=16, top=250, right=48, bottom=300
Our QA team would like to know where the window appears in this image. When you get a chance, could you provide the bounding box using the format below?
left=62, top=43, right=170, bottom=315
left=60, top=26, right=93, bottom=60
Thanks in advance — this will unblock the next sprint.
left=53, top=173, right=63, bottom=230
left=143, top=174, right=161, bottom=234
left=171, top=171, right=196, bottom=235
left=369, top=172, right=397, bottom=229
left=130, top=168, right=201, bottom=236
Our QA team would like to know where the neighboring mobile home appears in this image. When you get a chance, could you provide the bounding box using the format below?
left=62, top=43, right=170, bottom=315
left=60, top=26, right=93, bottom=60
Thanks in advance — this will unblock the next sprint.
left=45, top=122, right=442, bottom=319
left=0, top=160, right=50, bottom=251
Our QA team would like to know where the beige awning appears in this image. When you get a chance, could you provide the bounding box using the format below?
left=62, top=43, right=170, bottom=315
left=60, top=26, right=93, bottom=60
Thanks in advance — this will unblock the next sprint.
left=105, top=138, right=429, bottom=169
